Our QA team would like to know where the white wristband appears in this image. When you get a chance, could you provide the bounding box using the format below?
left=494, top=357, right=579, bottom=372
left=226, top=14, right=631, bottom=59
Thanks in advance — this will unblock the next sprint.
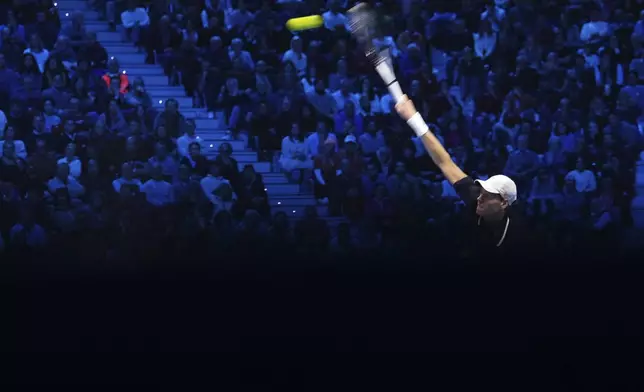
left=407, top=112, right=429, bottom=138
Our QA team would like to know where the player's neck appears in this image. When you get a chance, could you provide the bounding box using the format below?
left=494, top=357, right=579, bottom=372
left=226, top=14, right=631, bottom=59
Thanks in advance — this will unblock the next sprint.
left=485, top=210, right=506, bottom=223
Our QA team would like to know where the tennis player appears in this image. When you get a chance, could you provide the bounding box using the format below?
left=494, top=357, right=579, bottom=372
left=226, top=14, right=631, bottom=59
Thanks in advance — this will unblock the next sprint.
left=395, top=95, right=527, bottom=254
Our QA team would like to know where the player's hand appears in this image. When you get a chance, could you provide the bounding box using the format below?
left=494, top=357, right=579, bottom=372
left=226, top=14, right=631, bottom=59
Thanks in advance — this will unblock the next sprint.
left=394, top=95, right=418, bottom=122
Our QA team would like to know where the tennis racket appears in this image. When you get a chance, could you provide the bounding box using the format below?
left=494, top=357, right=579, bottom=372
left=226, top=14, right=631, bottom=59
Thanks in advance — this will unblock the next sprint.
left=347, top=2, right=404, bottom=103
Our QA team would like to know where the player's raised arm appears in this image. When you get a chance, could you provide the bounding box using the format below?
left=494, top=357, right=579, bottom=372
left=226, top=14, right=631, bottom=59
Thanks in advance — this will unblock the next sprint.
left=395, top=95, right=467, bottom=185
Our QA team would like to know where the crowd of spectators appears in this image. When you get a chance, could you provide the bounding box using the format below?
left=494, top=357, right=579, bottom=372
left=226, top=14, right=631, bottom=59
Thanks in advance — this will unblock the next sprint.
left=0, top=0, right=642, bottom=262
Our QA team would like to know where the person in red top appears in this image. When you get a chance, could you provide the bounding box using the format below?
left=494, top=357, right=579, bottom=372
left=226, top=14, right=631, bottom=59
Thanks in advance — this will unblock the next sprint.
left=102, top=57, right=130, bottom=95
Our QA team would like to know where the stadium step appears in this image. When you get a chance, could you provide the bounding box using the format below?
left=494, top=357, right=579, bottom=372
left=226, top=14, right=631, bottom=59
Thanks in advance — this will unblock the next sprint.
left=270, top=195, right=317, bottom=207
left=152, top=97, right=193, bottom=109
left=122, top=66, right=165, bottom=76
left=264, top=183, right=301, bottom=195
left=201, top=139, right=245, bottom=152
left=97, top=31, right=121, bottom=43
left=58, top=0, right=87, bottom=10
left=104, top=45, right=149, bottom=56
left=272, top=205, right=328, bottom=218
left=139, top=75, right=171, bottom=86
left=86, top=0, right=321, bottom=218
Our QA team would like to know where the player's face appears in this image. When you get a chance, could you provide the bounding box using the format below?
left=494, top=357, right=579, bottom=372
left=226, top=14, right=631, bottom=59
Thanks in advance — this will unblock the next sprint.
left=476, top=189, right=506, bottom=217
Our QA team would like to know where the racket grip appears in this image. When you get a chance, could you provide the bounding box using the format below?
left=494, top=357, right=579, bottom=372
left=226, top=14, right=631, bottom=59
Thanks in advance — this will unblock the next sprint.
left=375, top=62, right=404, bottom=103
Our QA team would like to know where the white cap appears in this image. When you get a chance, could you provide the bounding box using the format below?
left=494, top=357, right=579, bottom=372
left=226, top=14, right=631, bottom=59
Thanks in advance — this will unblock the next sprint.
left=344, top=134, right=357, bottom=144
left=475, top=175, right=518, bottom=205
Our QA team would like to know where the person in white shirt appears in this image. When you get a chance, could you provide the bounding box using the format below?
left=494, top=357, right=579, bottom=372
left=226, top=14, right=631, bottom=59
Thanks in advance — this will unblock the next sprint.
left=279, top=123, right=314, bottom=172
left=352, top=78, right=383, bottom=115
left=23, top=34, right=49, bottom=73
left=177, top=124, right=203, bottom=158
left=120, top=0, right=150, bottom=49
left=473, top=20, right=497, bottom=60
left=480, top=2, right=505, bottom=32
left=580, top=12, right=610, bottom=43
left=306, top=120, right=337, bottom=159
left=0, top=126, right=27, bottom=159
left=112, top=162, right=142, bottom=194
left=229, top=37, right=255, bottom=71
left=323, top=0, right=349, bottom=31
left=200, top=161, right=237, bottom=212
left=224, top=0, right=255, bottom=32
left=565, top=157, right=597, bottom=193
left=57, top=143, right=82, bottom=178
left=358, top=120, right=386, bottom=156
left=141, top=164, right=174, bottom=206
left=48, top=162, right=85, bottom=199
left=331, top=78, right=354, bottom=112
left=282, top=36, right=307, bottom=75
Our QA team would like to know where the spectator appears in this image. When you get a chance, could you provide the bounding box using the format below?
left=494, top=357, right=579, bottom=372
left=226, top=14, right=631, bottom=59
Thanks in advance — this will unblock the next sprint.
left=9, top=206, right=47, bottom=251
left=112, top=162, right=142, bottom=194
left=48, top=162, right=85, bottom=199
left=279, top=122, right=313, bottom=180
left=237, top=164, right=269, bottom=218
left=176, top=120, right=202, bottom=158
left=565, top=157, right=597, bottom=194
left=120, top=0, right=150, bottom=51
left=282, top=36, right=306, bottom=75
left=61, top=11, right=88, bottom=49
left=77, top=32, right=108, bottom=70
left=148, top=141, right=178, bottom=181
left=0, top=126, right=27, bottom=159
left=224, top=0, right=255, bottom=33
left=57, top=143, right=82, bottom=178
left=50, top=35, right=77, bottom=70
left=180, top=141, right=209, bottom=178
left=322, top=0, right=348, bottom=32
left=201, top=160, right=237, bottom=213
left=102, top=57, right=129, bottom=95
left=154, top=98, right=186, bottom=139
left=141, top=164, right=174, bottom=207
left=23, top=34, right=49, bottom=73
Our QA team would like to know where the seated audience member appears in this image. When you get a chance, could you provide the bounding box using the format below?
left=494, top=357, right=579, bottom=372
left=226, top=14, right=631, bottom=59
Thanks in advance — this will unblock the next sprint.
left=57, top=143, right=82, bottom=178
left=279, top=122, right=313, bottom=179
left=120, top=0, right=150, bottom=51
left=565, top=157, right=598, bottom=193
left=359, top=120, right=386, bottom=157
left=102, top=57, right=129, bottom=95
left=0, top=126, right=27, bottom=159
left=201, top=161, right=237, bottom=214
left=141, top=164, right=174, bottom=207
left=9, top=206, right=48, bottom=250
left=176, top=120, right=203, bottom=158
left=47, top=162, right=85, bottom=199
left=180, top=142, right=209, bottom=178
left=148, top=141, right=178, bottom=181
left=112, top=162, right=142, bottom=194
left=238, top=164, right=269, bottom=218
left=153, top=98, right=186, bottom=138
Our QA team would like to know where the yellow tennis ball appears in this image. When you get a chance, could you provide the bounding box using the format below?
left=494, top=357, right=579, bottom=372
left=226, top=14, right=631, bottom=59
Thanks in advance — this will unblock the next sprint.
left=286, top=15, right=324, bottom=32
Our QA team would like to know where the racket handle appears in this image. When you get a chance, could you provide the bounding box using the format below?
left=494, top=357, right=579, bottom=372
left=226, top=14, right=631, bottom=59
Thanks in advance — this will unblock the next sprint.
left=375, top=62, right=404, bottom=103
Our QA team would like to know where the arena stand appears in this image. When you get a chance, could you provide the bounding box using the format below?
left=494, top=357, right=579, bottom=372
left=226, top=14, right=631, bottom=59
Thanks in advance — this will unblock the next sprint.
left=0, top=0, right=642, bottom=259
